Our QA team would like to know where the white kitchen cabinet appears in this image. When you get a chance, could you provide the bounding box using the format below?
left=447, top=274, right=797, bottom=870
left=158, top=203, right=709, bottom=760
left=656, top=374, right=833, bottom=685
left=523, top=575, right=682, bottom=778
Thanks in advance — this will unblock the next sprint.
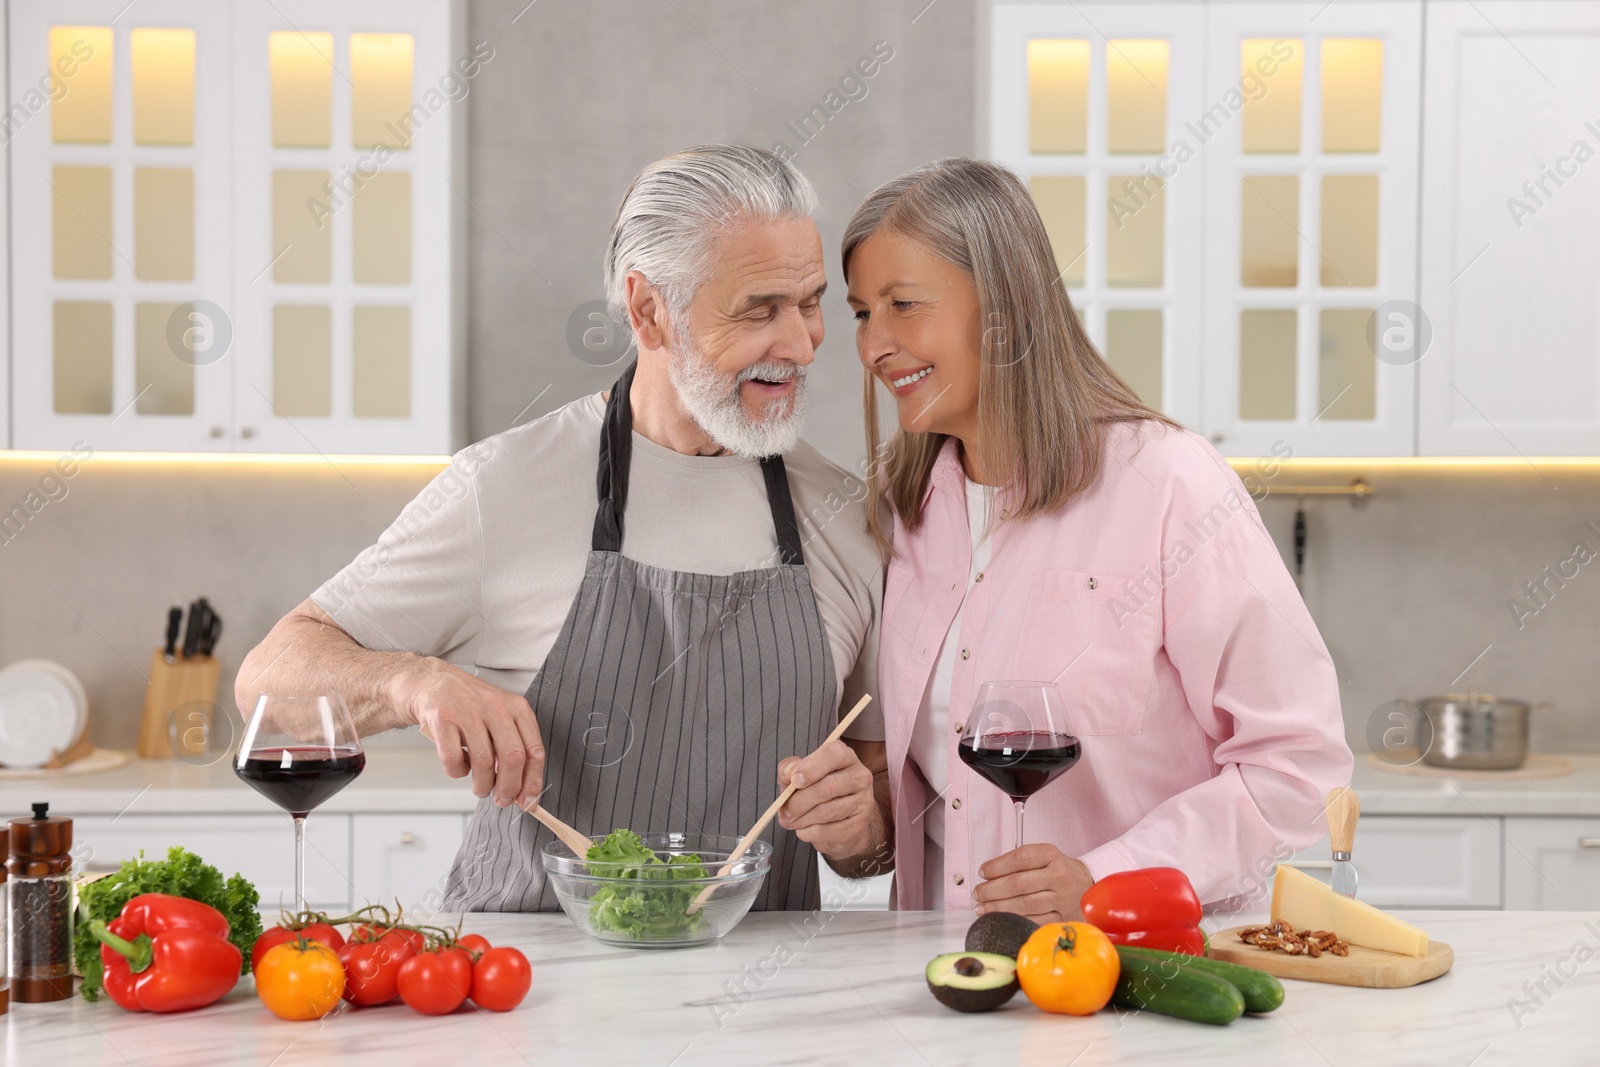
left=349, top=813, right=467, bottom=914
left=75, top=813, right=356, bottom=913
left=74, top=811, right=469, bottom=917
left=992, top=2, right=1421, bottom=456
left=1201, top=2, right=1421, bottom=457
left=1502, top=817, right=1600, bottom=911
left=9, top=0, right=236, bottom=452
left=1418, top=1, right=1600, bottom=455
left=1290, top=815, right=1503, bottom=909
left=6, top=0, right=465, bottom=455
left=990, top=2, right=1208, bottom=430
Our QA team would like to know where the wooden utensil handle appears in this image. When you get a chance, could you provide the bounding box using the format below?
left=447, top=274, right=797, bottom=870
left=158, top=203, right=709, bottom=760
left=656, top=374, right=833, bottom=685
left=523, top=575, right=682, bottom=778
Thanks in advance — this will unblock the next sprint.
left=524, top=800, right=594, bottom=857
left=1325, top=786, right=1360, bottom=853
left=417, top=722, right=594, bottom=854
left=686, top=695, right=873, bottom=914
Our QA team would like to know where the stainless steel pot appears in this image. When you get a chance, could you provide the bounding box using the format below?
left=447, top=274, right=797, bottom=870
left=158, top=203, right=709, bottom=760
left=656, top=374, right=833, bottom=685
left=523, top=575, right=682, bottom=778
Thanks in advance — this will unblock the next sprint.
left=1401, top=691, right=1542, bottom=770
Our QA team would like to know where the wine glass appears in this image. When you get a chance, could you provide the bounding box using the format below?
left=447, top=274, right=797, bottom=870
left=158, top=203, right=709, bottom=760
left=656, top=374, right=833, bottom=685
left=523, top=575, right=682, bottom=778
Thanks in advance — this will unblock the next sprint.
left=958, top=681, right=1081, bottom=852
left=234, top=692, right=365, bottom=910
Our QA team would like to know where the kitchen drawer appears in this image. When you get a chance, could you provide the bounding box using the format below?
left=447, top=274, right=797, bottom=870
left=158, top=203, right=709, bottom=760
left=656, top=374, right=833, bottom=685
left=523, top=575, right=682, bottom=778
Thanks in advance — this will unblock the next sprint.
left=75, top=814, right=354, bottom=913
left=1503, top=817, right=1600, bottom=911
left=1290, top=815, right=1502, bottom=909
left=350, top=813, right=466, bottom=915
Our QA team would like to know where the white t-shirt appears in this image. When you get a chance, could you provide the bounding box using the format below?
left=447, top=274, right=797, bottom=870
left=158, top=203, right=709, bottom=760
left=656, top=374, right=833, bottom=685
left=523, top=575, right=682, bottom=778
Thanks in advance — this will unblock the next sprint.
left=910, top=478, right=993, bottom=907
left=311, top=392, right=885, bottom=741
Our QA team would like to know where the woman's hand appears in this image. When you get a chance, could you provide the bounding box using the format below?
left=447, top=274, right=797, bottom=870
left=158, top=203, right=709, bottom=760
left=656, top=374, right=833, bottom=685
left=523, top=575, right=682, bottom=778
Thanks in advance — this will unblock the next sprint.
left=973, top=844, right=1094, bottom=923
left=777, top=740, right=882, bottom=865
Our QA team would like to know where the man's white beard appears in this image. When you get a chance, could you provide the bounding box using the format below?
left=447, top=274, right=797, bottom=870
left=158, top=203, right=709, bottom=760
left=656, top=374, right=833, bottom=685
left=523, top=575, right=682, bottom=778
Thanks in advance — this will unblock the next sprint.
left=666, top=336, right=808, bottom=459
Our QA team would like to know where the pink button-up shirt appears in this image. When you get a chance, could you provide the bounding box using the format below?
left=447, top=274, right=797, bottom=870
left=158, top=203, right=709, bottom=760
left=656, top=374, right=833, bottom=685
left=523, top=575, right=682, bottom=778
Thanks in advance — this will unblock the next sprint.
left=880, top=422, right=1353, bottom=909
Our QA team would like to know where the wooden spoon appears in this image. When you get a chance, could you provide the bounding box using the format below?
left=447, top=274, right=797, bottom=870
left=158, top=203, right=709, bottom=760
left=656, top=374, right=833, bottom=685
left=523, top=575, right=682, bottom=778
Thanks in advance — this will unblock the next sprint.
left=418, top=722, right=594, bottom=856
left=522, top=799, right=595, bottom=857
left=686, top=694, right=874, bottom=915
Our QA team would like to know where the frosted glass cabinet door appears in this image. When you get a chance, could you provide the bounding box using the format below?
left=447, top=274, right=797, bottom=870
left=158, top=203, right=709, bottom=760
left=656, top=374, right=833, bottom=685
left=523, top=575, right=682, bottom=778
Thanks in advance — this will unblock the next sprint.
left=9, top=0, right=234, bottom=451
left=230, top=0, right=459, bottom=455
left=6, top=0, right=462, bottom=455
left=1200, top=2, right=1421, bottom=457
left=990, top=3, right=1206, bottom=429
left=1419, top=1, right=1600, bottom=456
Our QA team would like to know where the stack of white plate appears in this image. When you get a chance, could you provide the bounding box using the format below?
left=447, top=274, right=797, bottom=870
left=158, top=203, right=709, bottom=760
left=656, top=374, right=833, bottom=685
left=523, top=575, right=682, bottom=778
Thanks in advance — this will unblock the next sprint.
left=0, top=659, right=88, bottom=768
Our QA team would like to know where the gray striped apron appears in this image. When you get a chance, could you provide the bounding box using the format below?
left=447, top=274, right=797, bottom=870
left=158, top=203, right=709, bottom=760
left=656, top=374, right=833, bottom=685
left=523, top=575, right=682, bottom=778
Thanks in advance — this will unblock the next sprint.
left=442, top=361, right=836, bottom=912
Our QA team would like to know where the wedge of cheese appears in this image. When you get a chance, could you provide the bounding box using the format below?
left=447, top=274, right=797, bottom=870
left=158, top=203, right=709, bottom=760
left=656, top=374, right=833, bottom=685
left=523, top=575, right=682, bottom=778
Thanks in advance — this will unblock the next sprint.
left=1271, top=864, right=1429, bottom=956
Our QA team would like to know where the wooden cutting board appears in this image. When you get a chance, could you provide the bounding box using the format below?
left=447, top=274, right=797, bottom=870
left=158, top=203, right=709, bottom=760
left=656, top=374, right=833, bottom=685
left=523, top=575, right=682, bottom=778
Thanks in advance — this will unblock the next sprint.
left=1208, top=926, right=1454, bottom=988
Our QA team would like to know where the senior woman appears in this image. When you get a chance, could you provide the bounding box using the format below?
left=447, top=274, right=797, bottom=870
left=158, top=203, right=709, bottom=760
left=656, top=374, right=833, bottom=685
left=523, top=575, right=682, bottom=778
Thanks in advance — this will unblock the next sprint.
left=844, top=158, right=1353, bottom=920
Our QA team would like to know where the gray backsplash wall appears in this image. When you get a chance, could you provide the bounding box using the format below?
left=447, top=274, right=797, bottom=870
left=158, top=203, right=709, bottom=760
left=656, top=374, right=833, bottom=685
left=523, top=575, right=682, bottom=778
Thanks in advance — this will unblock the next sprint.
left=2, top=0, right=1597, bottom=755
left=1253, top=467, right=1600, bottom=755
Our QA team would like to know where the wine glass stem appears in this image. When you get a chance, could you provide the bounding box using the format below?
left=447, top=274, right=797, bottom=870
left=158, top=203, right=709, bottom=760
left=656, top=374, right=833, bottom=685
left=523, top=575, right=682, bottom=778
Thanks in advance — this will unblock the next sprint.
left=293, top=814, right=307, bottom=912
left=1014, top=799, right=1026, bottom=851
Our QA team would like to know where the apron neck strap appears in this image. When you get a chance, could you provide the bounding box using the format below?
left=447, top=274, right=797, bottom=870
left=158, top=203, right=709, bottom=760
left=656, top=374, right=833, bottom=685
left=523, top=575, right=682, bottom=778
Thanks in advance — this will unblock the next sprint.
left=592, top=360, right=637, bottom=553
left=761, top=452, right=806, bottom=567
left=592, top=361, right=807, bottom=567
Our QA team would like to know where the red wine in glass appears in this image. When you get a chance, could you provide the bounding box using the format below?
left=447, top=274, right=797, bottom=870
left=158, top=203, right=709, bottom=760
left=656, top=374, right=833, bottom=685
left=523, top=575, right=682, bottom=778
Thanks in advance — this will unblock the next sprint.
left=961, top=681, right=1080, bottom=852
left=957, top=730, right=1081, bottom=801
left=235, top=692, right=363, bottom=910
left=236, top=747, right=367, bottom=817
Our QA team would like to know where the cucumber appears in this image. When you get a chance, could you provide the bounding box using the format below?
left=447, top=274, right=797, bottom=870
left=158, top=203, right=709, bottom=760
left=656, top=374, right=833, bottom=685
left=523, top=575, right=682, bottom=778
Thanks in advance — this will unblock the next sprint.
left=1116, top=945, right=1285, bottom=1014
left=1111, top=949, right=1245, bottom=1026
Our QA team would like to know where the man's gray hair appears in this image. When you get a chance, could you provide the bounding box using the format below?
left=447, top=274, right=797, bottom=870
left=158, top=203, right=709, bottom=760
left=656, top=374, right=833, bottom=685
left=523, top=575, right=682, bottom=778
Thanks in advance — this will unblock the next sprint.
left=603, top=145, right=818, bottom=325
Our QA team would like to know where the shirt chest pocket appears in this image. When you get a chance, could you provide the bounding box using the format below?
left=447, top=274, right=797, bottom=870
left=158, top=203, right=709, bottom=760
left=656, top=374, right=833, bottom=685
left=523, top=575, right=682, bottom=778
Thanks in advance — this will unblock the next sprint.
left=1008, top=569, right=1159, bottom=737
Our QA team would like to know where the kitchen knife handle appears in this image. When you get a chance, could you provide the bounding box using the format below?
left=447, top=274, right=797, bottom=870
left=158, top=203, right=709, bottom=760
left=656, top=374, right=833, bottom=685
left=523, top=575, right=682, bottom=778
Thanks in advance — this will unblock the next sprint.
left=180, top=600, right=201, bottom=659
left=200, top=613, right=222, bottom=657
left=1325, top=786, right=1360, bottom=854
left=164, top=605, right=183, bottom=659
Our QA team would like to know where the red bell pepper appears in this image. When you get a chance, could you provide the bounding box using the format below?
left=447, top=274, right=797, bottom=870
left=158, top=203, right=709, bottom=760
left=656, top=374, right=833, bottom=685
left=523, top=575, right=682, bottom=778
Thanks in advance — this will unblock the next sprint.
left=89, top=892, right=242, bottom=1012
left=1079, top=867, right=1206, bottom=956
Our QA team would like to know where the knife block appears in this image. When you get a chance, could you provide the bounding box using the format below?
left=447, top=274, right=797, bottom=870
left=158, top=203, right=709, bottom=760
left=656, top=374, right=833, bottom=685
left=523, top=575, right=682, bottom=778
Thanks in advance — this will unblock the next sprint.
left=137, top=649, right=221, bottom=759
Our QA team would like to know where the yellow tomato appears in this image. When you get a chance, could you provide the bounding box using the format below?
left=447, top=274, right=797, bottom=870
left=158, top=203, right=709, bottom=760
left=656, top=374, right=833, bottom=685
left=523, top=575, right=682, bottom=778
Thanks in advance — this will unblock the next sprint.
left=256, top=939, right=346, bottom=1021
left=1015, top=922, right=1120, bottom=1015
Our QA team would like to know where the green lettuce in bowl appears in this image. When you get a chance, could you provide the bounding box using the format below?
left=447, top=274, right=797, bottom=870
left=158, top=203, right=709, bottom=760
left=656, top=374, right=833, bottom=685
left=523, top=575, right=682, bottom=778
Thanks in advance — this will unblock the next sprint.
left=542, top=830, right=772, bottom=948
left=585, top=829, right=709, bottom=939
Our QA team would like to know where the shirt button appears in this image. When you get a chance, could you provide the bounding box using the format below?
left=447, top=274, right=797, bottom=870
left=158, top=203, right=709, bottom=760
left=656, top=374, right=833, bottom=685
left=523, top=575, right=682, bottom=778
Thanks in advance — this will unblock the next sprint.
left=953, top=722, right=963, bottom=734
left=1088, top=576, right=1098, bottom=590
left=975, top=571, right=984, bottom=583
left=951, top=798, right=962, bottom=810
left=960, top=649, right=970, bottom=660
left=953, top=874, right=965, bottom=886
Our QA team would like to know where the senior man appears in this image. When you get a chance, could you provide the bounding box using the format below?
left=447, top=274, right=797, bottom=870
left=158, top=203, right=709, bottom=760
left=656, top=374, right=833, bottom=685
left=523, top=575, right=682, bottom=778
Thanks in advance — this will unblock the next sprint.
left=238, top=146, right=890, bottom=911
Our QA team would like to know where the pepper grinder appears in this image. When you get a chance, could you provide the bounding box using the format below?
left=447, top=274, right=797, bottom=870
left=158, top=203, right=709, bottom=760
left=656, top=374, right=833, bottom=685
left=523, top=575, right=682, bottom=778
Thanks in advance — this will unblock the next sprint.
left=7, top=802, right=75, bottom=1002
left=0, top=829, right=9, bottom=1014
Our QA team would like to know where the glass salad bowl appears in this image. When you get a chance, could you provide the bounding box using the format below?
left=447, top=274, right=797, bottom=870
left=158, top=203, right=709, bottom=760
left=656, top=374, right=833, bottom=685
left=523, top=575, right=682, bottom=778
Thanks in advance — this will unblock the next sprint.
left=541, top=832, right=771, bottom=949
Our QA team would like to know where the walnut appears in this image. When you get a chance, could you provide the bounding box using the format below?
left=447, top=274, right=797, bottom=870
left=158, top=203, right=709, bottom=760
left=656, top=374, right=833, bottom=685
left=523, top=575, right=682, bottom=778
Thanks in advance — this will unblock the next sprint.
left=1237, top=919, right=1349, bottom=958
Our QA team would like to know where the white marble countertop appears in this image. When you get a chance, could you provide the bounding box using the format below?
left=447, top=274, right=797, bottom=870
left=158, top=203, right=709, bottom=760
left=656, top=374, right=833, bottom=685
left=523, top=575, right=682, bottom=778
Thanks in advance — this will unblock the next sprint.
left=6, top=750, right=1599, bottom=819
left=5, top=909, right=1596, bottom=1066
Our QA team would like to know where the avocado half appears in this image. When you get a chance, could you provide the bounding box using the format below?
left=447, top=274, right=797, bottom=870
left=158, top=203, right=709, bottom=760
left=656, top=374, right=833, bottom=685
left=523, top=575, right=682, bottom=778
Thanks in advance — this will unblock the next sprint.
left=925, top=952, right=1021, bottom=1013
left=964, top=911, right=1039, bottom=960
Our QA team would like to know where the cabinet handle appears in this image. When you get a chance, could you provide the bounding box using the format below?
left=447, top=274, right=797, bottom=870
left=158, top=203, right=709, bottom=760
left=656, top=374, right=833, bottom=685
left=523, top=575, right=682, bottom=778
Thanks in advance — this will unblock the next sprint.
left=1579, top=837, right=1600, bottom=848
left=209, top=426, right=225, bottom=438
left=240, top=426, right=256, bottom=439
left=1210, top=432, right=1226, bottom=444
left=399, top=832, right=416, bottom=845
